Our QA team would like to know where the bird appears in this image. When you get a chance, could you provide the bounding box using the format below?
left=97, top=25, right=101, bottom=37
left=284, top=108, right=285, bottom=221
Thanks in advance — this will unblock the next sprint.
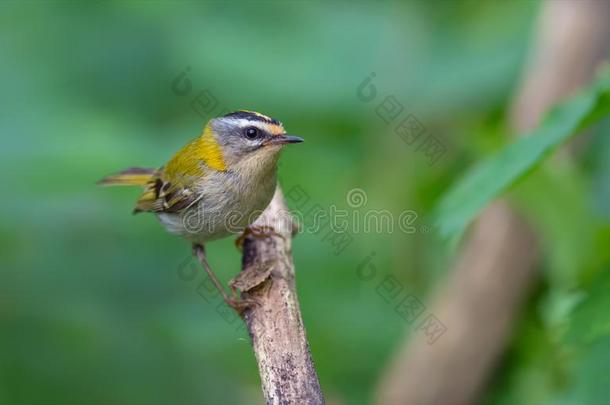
left=98, top=110, right=303, bottom=311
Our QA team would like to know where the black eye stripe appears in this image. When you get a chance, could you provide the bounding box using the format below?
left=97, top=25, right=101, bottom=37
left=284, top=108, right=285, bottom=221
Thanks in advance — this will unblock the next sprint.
left=224, top=110, right=281, bottom=126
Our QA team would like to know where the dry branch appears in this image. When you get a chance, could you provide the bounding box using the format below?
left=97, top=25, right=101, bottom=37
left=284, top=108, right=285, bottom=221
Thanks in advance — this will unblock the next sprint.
left=231, top=187, right=325, bottom=405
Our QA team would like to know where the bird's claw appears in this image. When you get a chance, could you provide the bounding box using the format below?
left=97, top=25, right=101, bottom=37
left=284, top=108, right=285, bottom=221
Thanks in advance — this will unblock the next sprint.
left=234, top=225, right=284, bottom=250
left=227, top=297, right=259, bottom=315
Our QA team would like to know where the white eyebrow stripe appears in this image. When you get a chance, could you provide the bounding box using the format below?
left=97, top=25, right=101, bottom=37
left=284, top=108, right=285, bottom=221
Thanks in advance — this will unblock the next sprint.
left=224, top=118, right=263, bottom=128
left=225, top=118, right=284, bottom=133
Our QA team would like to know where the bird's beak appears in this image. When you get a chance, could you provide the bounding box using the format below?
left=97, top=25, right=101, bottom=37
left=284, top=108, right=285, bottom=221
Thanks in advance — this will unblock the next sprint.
left=264, top=134, right=304, bottom=146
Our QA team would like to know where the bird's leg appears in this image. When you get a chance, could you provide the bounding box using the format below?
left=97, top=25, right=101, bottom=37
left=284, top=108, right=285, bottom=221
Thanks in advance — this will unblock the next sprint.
left=192, top=243, right=233, bottom=304
left=192, top=243, right=256, bottom=315
left=234, top=225, right=285, bottom=250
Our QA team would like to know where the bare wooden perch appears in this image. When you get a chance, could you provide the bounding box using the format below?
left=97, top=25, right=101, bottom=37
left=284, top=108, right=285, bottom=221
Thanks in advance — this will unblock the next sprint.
left=230, top=187, right=325, bottom=405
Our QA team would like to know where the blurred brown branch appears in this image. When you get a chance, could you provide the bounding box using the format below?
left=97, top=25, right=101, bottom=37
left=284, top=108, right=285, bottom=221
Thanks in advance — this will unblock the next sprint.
left=232, top=187, right=325, bottom=405
left=375, top=1, right=610, bottom=404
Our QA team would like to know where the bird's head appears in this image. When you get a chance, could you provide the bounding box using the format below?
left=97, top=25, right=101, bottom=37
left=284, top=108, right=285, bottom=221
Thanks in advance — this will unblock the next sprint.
left=204, top=110, right=303, bottom=172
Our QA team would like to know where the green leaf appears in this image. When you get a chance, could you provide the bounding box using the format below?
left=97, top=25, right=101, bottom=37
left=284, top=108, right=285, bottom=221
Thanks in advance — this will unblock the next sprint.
left=435, top=71, right=610, bottom=240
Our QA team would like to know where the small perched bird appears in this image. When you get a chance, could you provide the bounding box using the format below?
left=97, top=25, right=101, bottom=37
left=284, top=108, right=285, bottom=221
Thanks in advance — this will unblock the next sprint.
left=99, top=110, right=303, bottom=310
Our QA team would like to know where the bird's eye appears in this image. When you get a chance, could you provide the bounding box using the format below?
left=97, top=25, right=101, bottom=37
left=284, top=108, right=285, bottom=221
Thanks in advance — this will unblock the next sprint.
left=244, top=127, right=260, bottom=140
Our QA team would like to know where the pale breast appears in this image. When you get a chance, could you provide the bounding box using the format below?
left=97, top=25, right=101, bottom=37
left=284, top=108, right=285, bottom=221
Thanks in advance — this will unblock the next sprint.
left=158, top=169, right=277, bottom=243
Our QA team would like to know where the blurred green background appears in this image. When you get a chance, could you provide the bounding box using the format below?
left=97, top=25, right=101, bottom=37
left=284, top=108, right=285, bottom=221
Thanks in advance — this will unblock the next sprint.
left=2, top=1, right=609, bottom=404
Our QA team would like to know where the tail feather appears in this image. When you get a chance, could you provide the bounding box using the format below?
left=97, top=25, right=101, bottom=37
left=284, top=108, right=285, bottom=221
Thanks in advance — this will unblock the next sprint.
left=97, top=167, right=156, bottom=186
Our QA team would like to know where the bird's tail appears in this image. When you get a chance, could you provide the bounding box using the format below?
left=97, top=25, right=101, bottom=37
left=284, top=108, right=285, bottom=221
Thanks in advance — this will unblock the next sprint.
left=97, top=167, right=156, bottom=186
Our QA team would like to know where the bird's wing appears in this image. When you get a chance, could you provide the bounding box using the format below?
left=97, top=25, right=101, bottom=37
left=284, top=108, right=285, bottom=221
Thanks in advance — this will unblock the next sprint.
left=135, top=135, right=216, bottom=214
left=134, top=171, right=200, bottom=214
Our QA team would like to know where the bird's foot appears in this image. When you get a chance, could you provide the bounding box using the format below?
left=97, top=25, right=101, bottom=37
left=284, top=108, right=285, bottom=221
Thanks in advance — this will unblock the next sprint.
left=234, top=225, right=284, bottom=250
left=226, top=296, right=259, bottom=315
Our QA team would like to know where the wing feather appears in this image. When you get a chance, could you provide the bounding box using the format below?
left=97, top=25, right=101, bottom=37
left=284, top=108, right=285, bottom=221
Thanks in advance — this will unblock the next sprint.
left=133, top=171, right=199, bottom=214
